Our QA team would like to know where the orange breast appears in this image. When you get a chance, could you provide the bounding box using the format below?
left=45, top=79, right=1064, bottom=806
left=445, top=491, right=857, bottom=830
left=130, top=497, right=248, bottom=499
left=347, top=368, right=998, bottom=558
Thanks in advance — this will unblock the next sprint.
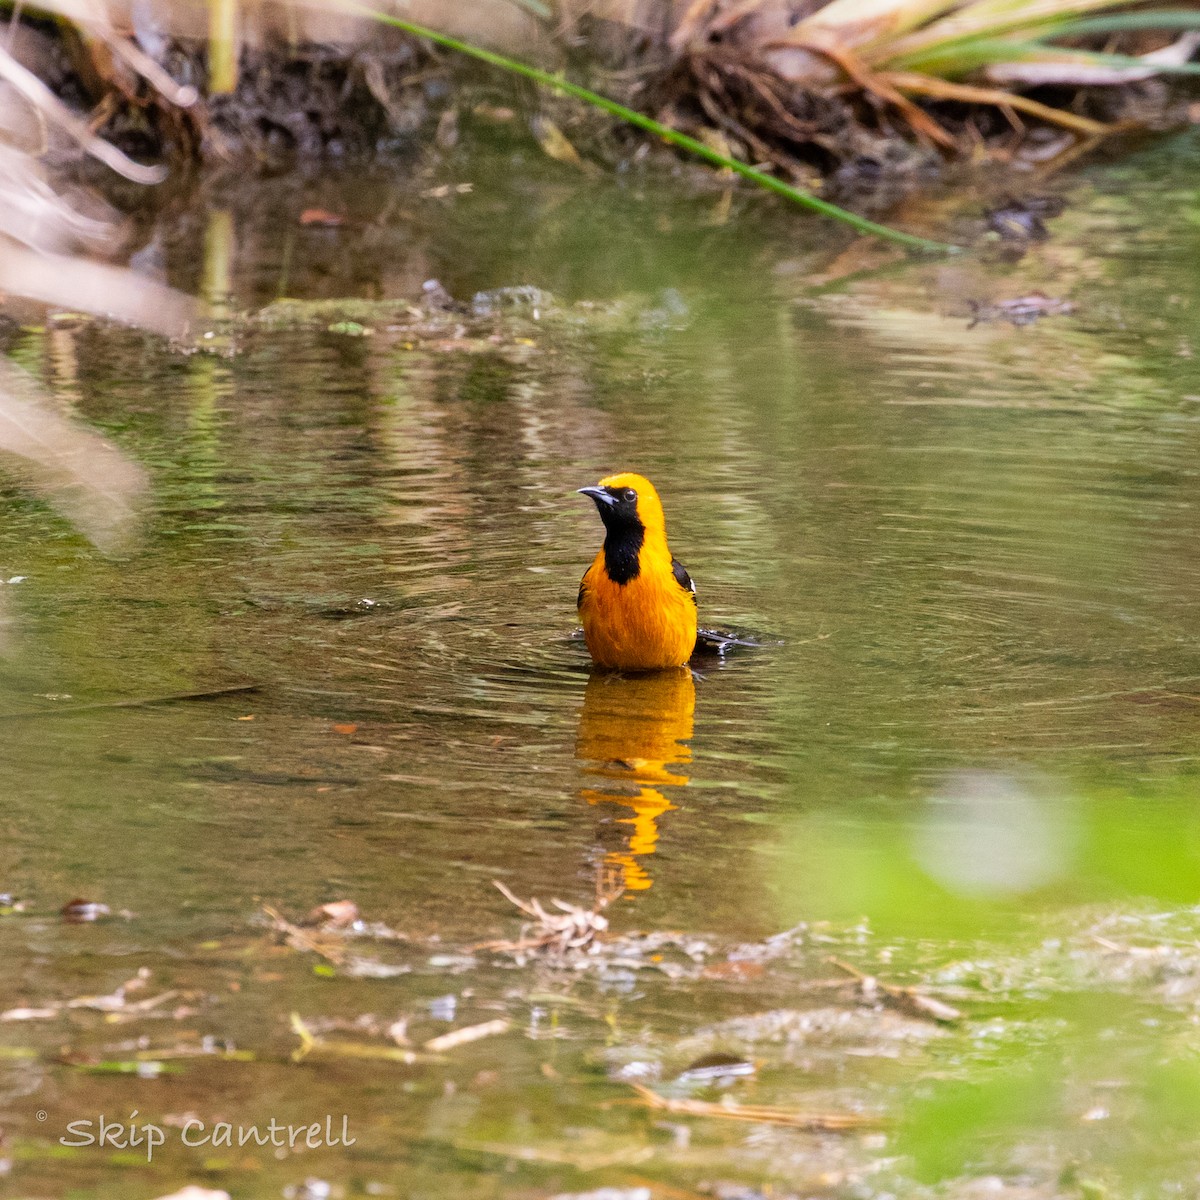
left=578, top=548, right=697, bottom=671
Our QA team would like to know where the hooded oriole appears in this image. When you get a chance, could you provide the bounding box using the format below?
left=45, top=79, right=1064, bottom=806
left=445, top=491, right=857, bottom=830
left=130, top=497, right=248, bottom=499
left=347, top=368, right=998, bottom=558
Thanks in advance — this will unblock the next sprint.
left=577, top=668, right=695, bottom=890
left=577, top=473, right=698, bottom=671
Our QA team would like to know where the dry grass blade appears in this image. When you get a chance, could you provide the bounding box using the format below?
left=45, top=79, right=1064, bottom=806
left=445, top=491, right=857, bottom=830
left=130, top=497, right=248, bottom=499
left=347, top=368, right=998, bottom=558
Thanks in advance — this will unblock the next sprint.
left=0, top=97, right=194, bottom=336
left=28, top=0, right=199, bottom=106
left=879, top=70, right=1115, bottom=135
left=423, top=1018, right=510, bottom=1052
left=627, top=1082, right=885, bottom=1131
left=789, top=0, right=961, bottom=53
left=0, top=42, right=164, bottom=183
left=289, top=1011, right=426, bottom=1064
left=783, top=31, right=958, bottom=148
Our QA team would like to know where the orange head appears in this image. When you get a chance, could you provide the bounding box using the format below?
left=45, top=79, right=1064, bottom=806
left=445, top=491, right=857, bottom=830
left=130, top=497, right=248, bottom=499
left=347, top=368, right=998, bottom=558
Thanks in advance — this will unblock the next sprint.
left=578, top=472, right=667, bottom=537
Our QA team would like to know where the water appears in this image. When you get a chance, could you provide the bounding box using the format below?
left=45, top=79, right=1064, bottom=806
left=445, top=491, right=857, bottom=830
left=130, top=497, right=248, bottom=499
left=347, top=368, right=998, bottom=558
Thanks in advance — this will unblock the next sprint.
left=3, top=135, right=1200, bottom=1196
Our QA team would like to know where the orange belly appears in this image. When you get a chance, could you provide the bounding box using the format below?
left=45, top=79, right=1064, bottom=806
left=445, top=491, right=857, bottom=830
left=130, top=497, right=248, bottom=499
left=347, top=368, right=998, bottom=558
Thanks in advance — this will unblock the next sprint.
left=579, top=557, right=697, bottom=671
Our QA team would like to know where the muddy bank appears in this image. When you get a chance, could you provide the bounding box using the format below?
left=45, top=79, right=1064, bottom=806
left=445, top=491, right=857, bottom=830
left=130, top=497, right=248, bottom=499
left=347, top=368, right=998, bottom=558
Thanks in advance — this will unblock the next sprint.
left=8, top=3, right=1199, bottom=210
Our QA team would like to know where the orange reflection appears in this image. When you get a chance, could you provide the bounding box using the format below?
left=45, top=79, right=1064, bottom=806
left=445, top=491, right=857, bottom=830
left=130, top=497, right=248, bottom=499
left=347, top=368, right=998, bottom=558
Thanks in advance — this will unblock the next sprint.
left=576, top=667, right=696, bottom=892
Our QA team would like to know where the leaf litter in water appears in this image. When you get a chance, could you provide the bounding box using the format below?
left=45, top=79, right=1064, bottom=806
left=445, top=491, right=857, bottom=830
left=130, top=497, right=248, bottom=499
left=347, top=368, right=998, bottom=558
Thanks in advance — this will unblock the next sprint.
left=23, top=876, right=1200, bottom=1196
left=967, top=291, right=1076, bottom=327
left=261, top=902, right=409, bottom=975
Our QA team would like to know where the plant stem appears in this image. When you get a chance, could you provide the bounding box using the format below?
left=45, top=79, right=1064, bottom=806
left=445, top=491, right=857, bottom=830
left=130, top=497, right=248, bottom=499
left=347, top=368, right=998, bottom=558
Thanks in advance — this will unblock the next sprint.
left=208, top=0, right=239, bottom=94
left=345, top=3, right=958, bottom=254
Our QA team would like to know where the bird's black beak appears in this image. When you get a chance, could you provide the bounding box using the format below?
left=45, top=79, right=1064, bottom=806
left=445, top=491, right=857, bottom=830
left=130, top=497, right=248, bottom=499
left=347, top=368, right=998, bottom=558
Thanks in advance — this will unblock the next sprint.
left=578, top=485, right=617, bottom=508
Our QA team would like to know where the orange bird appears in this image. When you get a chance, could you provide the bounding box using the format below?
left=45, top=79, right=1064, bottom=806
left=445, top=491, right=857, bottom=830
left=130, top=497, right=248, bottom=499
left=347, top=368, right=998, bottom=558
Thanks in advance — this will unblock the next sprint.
left=576, top=472, right=698, bottom=671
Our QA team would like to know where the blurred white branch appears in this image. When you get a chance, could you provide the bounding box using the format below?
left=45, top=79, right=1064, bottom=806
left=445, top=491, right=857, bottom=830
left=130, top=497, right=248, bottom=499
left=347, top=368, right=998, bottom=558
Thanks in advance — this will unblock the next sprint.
left=0, top=243, right=195, bottom=336
left=0, top=355, right=149, bottom=556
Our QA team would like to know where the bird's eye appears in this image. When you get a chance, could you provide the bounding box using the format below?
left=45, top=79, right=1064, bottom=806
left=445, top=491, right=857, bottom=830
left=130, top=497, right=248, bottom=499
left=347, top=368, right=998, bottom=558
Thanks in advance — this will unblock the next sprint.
left=622, top=488, right=637, bottom=503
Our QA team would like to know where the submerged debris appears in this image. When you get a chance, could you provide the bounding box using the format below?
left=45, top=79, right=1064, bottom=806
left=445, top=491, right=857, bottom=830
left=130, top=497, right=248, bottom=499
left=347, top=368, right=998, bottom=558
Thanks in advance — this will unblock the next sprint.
left=1, top=967, right=186, bottom=1022
left=986, top=195, right=1067, bottom=242
left=479, top=879, right=621, bottom=958
left=967, top=292, right=1076, bottom=327
left=262, top=903, right=409, bottom=977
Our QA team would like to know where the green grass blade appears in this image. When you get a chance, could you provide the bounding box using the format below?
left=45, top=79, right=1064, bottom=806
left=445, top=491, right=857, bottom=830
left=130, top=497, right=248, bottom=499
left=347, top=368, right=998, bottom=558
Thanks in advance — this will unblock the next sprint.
left=343, top=2, right=958, bottom=254
left=890, top=36, right=1061, bottom=74
left=875, top=0, right=1176, bottom=70
left=1050, top=10, right=1200, bottom=36
left=902, top=36, right=1200, bottom=76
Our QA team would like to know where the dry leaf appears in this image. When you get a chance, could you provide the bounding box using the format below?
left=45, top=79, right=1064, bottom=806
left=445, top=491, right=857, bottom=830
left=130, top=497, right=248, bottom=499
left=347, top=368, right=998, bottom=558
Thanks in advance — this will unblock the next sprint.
left=531, top=114, right=597, bottom=175
left=299, top=208, right=344, bottom=227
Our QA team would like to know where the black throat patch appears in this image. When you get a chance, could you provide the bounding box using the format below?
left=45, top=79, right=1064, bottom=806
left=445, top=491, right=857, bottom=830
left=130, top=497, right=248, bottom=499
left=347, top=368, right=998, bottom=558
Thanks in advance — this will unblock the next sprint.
left=603, top=522, right=644, bottom=585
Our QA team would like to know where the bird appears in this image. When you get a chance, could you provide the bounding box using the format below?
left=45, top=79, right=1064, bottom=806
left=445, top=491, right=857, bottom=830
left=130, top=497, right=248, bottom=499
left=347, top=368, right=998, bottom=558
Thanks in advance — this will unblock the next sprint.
left=576, top=472, right=698, bottom=671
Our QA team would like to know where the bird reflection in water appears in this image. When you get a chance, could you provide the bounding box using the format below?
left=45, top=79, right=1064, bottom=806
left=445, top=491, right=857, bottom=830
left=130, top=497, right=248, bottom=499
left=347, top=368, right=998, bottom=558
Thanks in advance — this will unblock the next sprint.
left=575, top=667, right=696, bottom=892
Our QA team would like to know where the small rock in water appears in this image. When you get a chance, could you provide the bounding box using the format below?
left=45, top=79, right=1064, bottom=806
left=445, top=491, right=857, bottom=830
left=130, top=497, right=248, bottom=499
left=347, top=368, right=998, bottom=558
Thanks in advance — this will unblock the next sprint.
left=676, top=1052, right=756, bottom=1084
left=968, top=292, right=1075, bottom=328
left=421, top=279, right=458, bottom=313
left=470, top=285, right=555, bottom=318
left=428, top=993, right=457, bottom=1022
left=986, top=195, right=1063, bottom=241
left=302, top=900, right=360, bottom=929
left=61, top=898, right=110, bottom=923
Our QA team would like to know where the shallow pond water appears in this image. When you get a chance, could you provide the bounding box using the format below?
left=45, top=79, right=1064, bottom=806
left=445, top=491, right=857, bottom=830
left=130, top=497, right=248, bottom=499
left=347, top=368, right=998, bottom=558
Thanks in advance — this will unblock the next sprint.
left=3, top=132, right=1200, bottom=1198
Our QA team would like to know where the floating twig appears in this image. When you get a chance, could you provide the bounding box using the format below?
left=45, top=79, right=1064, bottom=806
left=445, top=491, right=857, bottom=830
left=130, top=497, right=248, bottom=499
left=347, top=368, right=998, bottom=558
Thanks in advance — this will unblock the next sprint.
left=830, top=957, right=963, bottom=1024
left=290, top=1011, right=422, bottom=1065
left=627, top=1082, right=884, bottom=1131
left=424, top=1019, right=510, bottom=1053
left=0, top=683, right=260, bottom=720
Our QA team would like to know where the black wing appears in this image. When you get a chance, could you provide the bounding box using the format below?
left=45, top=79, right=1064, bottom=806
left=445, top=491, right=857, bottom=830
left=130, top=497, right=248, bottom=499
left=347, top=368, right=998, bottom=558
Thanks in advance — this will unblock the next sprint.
left=671, top=557, right=697, bottom=604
